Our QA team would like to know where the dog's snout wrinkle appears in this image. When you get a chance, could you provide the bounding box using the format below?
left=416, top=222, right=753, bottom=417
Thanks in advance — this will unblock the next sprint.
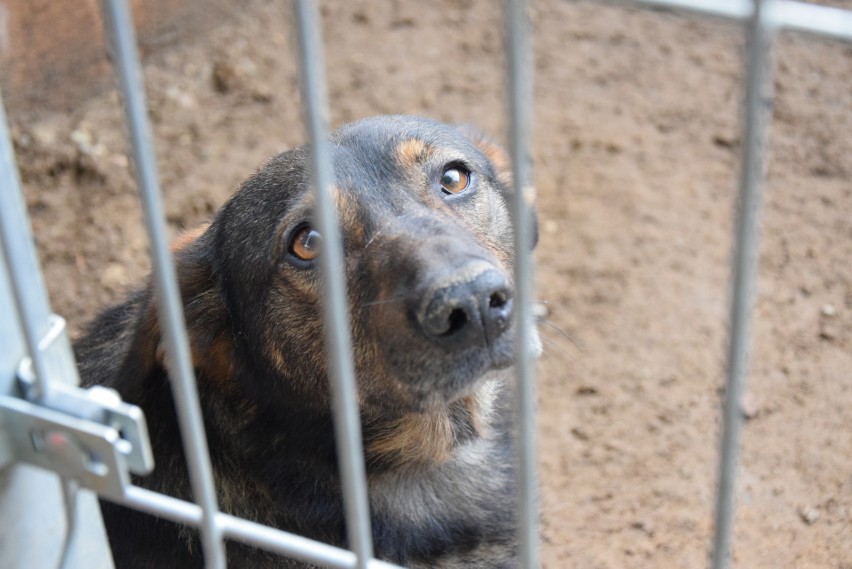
left=417, top=262, right=513, bottom=349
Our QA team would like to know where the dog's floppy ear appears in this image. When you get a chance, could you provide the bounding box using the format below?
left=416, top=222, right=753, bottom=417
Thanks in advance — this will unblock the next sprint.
left=458, top=125, right=539, bottom=250
left=130, top=223, right=234, bottom=387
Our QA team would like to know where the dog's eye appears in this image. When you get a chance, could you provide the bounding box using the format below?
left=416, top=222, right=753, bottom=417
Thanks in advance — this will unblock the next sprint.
left=440, top=166, right=471, bottom=195
left=289, top=225, right=322, bottom=262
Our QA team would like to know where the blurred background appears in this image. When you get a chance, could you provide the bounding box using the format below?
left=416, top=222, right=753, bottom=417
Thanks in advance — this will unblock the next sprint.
left=2, top=0, right=850, bottom=566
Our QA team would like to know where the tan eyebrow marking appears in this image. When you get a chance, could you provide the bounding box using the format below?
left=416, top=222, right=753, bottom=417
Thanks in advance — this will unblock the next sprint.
left=395, top=138, right=432, bottom=168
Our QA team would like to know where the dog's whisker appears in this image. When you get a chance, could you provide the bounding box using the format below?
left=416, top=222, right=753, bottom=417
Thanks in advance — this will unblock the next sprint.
left=361, top=296, right=414, bottom=308
left=362, top=217, right=396, bottom=251
left=362, top=229, right=384, bottom=251
left=539, top=335, right=577, bottom=359
left=536, top=318, right=580, bottom=348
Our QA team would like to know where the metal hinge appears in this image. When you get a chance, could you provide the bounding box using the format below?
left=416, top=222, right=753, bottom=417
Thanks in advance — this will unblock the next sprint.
left=0, top=316, right=154, bottom=501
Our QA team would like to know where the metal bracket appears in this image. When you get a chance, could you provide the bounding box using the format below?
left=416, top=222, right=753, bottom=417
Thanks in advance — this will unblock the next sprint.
left=0, top=319, right=154, bottom=501
left=16, top=361, right=154, bottom=476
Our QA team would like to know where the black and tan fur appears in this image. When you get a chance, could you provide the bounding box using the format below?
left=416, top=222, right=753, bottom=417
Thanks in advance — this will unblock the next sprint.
left=75, top=115, right=539, bottom=568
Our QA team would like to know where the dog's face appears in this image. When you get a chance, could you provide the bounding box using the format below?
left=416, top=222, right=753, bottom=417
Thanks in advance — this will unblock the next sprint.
left=177, top=116, right=537, bottom=417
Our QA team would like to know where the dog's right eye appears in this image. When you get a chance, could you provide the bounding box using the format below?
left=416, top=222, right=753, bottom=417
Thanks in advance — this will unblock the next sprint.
left=440, top=166, right=471, bottom=195
left=288, top=225, right=322, bottom=264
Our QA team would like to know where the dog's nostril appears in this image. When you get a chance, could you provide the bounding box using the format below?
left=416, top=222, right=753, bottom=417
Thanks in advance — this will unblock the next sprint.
left=489, top=291, right=507, bottom=309
left=444, top=308, right=469, bottom=336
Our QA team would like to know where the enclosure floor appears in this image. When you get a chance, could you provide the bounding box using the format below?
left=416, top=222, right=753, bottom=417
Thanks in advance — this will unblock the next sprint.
left=9, top=0, right=851, bottom=567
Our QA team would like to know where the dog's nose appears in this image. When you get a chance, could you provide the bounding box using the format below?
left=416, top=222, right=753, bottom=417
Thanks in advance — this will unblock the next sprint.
left=417, top=265, right=513, bottom=348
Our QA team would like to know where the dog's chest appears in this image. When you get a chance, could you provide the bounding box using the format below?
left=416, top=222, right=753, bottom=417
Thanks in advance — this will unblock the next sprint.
left=366, top=438, right=516, bottom=564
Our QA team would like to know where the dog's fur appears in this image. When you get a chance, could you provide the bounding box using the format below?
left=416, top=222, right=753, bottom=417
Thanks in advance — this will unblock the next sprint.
left=75, top=115, right=539, bottom=568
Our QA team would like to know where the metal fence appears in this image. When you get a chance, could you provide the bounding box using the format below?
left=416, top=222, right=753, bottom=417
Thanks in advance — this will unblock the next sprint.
left=0, top=0, right=851, bottom=568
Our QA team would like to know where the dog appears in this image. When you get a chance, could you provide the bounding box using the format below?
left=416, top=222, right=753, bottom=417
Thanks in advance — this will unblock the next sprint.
left=75, top=115, right=539, bottom=568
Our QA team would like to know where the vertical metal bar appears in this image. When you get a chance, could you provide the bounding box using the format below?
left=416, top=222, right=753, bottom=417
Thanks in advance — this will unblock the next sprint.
left=98, top=2, right=226, bottom=568
left=291, top=1, right=374, bottom=567
left=0, top=91, right=59, bottom=401
left=505, top=1, right=540, bottom=568
left=711, top=1, right=774, bottom=567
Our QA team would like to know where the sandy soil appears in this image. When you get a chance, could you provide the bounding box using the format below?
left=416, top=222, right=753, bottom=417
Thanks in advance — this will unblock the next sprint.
left=6, top=1, right=850, bottom=567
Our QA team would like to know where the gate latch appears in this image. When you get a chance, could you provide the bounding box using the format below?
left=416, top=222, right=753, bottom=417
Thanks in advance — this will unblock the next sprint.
left=0, top=317, right=153, bottom=501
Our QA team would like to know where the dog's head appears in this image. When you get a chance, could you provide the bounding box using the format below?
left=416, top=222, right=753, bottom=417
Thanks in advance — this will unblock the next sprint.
left=169, top=115, right=538, bottom=428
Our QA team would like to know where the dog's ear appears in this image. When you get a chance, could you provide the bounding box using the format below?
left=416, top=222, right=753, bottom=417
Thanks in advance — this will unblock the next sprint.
left=130, top=223, right=235, bottom=387
left=459, top=125, right=539, bottom=250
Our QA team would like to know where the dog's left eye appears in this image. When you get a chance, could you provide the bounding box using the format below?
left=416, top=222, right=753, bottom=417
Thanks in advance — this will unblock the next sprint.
left=440, top=166, right=471, bottom=195
left=289, top=225, right=322, bottom=263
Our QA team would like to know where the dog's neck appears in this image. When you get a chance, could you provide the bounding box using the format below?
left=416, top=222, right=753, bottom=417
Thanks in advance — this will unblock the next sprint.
left=361, top=376, right=504, bottom=471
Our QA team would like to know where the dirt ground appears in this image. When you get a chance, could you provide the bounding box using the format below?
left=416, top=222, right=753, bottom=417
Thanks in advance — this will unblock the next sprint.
left=6, top=0, right=850, bottom=567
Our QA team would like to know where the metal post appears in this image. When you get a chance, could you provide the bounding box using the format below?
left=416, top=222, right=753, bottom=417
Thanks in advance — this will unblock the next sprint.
left=711, top=0, right=774, bottom=567
left=505, top=1, right=540, bottom=568
left=291, top=2, right=374, bottom=568
left=0, top=92, right=71, bottom=401
left=0, top=92, right=114, bottom=569
left=98, top=1, right=226, bottom=567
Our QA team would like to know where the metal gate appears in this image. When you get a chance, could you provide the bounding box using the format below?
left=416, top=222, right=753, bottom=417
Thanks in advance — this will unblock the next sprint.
left=1, top=0, right=851, bottom=568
